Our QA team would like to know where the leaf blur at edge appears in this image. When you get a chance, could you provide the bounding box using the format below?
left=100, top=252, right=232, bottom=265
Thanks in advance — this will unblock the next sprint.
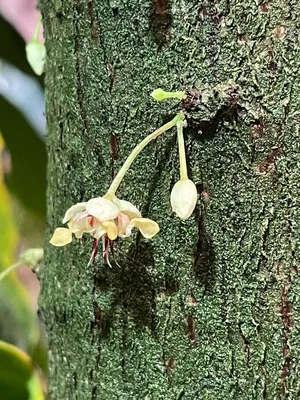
left=0, top=14, right=46, bottom=218
left=0, top=15, right=44, bottom=81
left=0, top=95, right=46, bottom=218
left=0, top=341, right=44, bottom=400
left=0, top=135, right=39, bottom=352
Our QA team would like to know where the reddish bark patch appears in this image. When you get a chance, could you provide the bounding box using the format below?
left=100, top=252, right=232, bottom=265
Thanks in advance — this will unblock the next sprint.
left=198, top=7, right=206, bottom=22
left=165, top=357, right=175, bottom=375
left=87, top=0, right=99, bottom=40
left=238, top=34, right=248, bottom=45
left=274, top=25, right=286, bottom=39
left=186, top=316, right=196, bottom=341
left=187, top=295, right=198, bottom=306
left=268, top=47, right=277, bottom=77
left=109, top=133, right=119, bottom=161
left=259, top=3, right=269, bottom=12
left=149, top=0, right=172, bottom=49
left=251, top=119, right=265, bottom=140
left=201, top=191, right=210, bottom=204
left=92, top=303, right=102, bottom=331
left=258, top=148, right=284, bottom=173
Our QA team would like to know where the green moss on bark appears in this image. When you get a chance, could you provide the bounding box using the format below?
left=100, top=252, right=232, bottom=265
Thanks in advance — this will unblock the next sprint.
left=39, top=1, right=300, bottom=398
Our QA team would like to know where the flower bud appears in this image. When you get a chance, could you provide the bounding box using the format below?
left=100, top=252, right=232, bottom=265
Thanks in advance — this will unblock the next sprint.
left=170, top=179, right=197, bottom=220
left=151, top=88, right=169, bottom=101
left=151, top=88, right=186, bottom=101
left=19, top=248, right=44, bottom=268
left=26, top=40, right=46, bottom=75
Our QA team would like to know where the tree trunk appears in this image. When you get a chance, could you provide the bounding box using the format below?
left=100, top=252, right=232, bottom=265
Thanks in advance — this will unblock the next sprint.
left=39, top=1, right=300, bottom=399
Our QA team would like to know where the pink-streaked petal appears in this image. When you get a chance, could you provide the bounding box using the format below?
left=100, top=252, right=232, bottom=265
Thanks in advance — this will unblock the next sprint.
left=117, top=214, right=131, bottom=238
left=63, top=202, right=86, bottom=224
left=114, top=198, right=141, bottom=219
left=67, top=212, right=93, bottom=235
left=74, top=211, right=89, bottom=221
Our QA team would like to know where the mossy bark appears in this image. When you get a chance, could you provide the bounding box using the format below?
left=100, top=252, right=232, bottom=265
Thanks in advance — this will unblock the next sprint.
left=39, top=1, right=300, bottom=399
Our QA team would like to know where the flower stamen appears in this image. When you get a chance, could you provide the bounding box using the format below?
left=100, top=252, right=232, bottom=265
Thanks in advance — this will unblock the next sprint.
left=88, top=238, right=99, bottom=266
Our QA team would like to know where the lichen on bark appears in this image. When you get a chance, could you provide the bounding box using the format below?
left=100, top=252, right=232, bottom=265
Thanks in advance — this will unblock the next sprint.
left=39, top=1, right=300, bottom=398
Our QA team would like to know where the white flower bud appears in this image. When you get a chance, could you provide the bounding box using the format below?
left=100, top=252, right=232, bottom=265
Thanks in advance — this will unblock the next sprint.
left=170, top=179, right=197, bottom=220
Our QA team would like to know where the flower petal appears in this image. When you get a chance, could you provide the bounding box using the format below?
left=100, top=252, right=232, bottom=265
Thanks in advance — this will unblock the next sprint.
left=63, top=203, right=86, bottom=224
left=102, top=221, right=118, bottom=240
left=93, top=228, right=106, bottom=239
left=74, top=230, right=85, bottom=239
left=114, top=198, right=141, bottom=219
left=130, top=218, right=160, bottom=239
left=117, top=214, right=131, bottom=238
left=86, top=197, right=119, bottom=221
left=50, top=228, right=72, bottom=246
left=68, top=211, right=90, bottom=232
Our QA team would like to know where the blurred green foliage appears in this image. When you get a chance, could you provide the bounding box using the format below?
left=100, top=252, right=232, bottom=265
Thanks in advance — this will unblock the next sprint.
left=0, top=341, right=44, bottom=399
left=0, top=15, right=46, bottom=218
left=0, top=134, right=39, bottom=352
left=0, top=97, right=47, bottom=217
left=0, top=13, right=47, bottom=396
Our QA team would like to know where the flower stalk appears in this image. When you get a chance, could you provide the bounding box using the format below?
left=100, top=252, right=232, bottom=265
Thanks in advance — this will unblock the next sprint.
left=177, top=120, right=188, bottom=180
left=105, top=112, right=185, bottom=198
left=33, top=15, right=42, bottom=42
left=0, top=248, right=44, bottom=282
left=0, top=261, right=23, bottom=282
left=170, top=121, right=198, bottom=220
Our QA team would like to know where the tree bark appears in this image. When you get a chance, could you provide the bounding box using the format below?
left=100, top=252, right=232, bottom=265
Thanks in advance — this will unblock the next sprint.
left=39, top=1, right=300, bottom=399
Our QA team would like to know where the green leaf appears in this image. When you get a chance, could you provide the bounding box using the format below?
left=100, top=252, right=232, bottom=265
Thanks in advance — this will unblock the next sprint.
left=0, top=341, right=44, bottom=400
left=27, top=373, right=44, bottom=400
left=0, top=135, right=39, bottom=351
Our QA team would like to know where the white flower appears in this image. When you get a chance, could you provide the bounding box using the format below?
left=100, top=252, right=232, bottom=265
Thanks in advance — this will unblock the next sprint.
left=170, top=179, right=197, bottom=219
left=50, top=196, right=159, bottom=248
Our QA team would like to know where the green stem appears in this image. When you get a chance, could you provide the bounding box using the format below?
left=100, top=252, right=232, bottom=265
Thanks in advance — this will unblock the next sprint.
left=0, top=261, right=23, bottom=282
left=33, top=15, right=42, bottom=41
left=106, top=113, right=185, bottom=198
left=177, top=120, right=188, bottom=180
left=163, top=91, right=186, bottom=100
left=151, top=88, right=187, bottom=101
